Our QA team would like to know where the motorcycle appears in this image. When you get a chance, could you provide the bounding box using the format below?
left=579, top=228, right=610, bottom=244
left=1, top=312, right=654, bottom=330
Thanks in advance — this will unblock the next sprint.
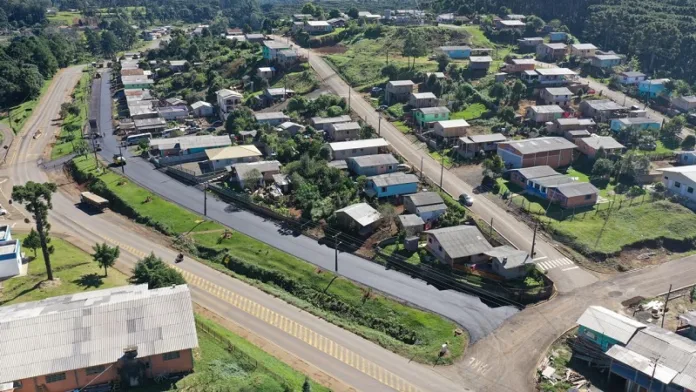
left=175, top=253, right=184, bottom=263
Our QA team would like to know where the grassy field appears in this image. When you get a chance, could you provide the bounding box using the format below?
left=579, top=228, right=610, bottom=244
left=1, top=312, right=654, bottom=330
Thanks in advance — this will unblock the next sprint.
left=0, top=235, right=129, bottom=306
left=47, top=11, right=82, bottom=25
left=379, top=243, right=421, bottom=265
left=393, top=120, right=410, bottom=133
left=429, top=148, right=455, bottom=167
left=52, top=71, right=92, bottom=160
left=0, top=79, right=51, bottom=133
left=71, top=155, right=467, bottom=364
left=451, top=103, right=488, bottom=120
left=271, top=66, right=320, bottom=95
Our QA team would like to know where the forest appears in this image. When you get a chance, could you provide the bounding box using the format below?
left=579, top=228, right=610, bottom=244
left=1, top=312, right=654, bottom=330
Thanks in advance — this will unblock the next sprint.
left=435, top=0, right=696, bottom=84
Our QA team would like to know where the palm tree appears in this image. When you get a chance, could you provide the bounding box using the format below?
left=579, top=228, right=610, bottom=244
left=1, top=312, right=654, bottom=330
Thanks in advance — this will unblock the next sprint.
left=91, top=243, right=120, bottom=277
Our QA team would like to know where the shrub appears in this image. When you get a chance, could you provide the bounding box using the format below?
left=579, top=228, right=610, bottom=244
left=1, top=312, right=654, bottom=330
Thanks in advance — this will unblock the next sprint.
left=654, top=182, right=666, bottom=192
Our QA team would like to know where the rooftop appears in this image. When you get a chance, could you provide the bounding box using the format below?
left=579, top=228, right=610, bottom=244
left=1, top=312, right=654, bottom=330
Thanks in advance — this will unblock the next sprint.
left=424, top=225, right=493, bottom=259
left=417, top=106, right=450, bottom=115
left=536, top=68, right=577, bottom=76
left=500, top=137, right=577, bottom=155
left=216, top=88, right=243, bottom=98
left=544, top=87, right=573, bottom=96
left=190, top=101, right=212, bottom=109
left=387, top=80, right=415, bottom=87
left=576, top=305, right=646, bottom=345
left=368, top=172, right=419, bottom=187
left=169, top=60, right=187, bottom=67
left=329, top=138, right=389, bottom=151
left=583, top=99, right=626, bottom=111
left=556, top=117, right=596, bottom=126
left=484, top=246, right=532, bottom=269
left=657, top=165, right=696, bottom=183
left=566, top=129, right=591, bottom=136
left=254, top=112, right=290, bottom=121
left=621, top=71, right=646, bottom=78
left=0, top=240, right=19, bottom=256
left=511, top=165, right=559, bottom=180
left=205, top=145, right=262, bottom=161
left=266, top=87, right=295, bottom=96
left=678, top=95, right=696, bottom=103
left=511, top=58, right=537, bottom=65
left=426, top=72, right=446, bottom=78
left=543, top=43, right=568, bottom=50
left=0, top=285, right=197, bottom=384
left=436, top=119, right=470, bottom=128
left=578, top=135, right=625, bottom=150
left=554, top=182, right=599, bottom=197
left=572, top=43, right=598, bottom=50
left=229, top=160, right=282, bottom=177
left=470, top=56, right=493, bottom=62
left=532, top=174, right=575, bottom=188
left=263, top=40, right=290, bottom=49
left=404, top=191, right=444, bottom=207
left=306, top=21, right=330, bottom=27
left=149, top=135, right=231, bottom=151
left=336, top=203, right=382, bottom=227
left=398, top=214, right=425, bottom=228
left=439, top=45, right=471, bottom=51
left=245, top=33, right=265, bottom=39
left=411, top=92, right=437, bottom=99
left=311, top=115, right=352, bottom=125
left=498, top=20, right=525, bottom=27
left=594, top=54, right=622, bottom=60
left=459, top=133, right=506, bottom=144
left=134, top=117, right=167, bottom=129
left=615, top=117, right=660, bottom=125
left=349, top=154, right=399, bottom=167
left=530, top=105, right=565, bottom=114
left=329, top=121, right=361, bottom=131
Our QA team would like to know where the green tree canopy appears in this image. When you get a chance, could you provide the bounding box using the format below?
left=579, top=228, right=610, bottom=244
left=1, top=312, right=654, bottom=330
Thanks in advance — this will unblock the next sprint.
left=130, top=253, right=186, bottom=289
left=92, top=243, right=120, bottom=277
left=12, top=181, right=57, bottom=280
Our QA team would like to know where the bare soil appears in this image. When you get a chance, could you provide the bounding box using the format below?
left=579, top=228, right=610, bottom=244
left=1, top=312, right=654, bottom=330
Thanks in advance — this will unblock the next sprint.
left=314, top=45, right=347, bottom=54
left=452, top=163, right=484, bottom=188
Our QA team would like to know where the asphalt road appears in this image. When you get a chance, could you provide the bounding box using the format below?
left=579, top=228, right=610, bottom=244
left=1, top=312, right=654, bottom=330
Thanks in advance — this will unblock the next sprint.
left=94, top=71, right=518, bottom=342
left=0, top=65, right=473, bottom=392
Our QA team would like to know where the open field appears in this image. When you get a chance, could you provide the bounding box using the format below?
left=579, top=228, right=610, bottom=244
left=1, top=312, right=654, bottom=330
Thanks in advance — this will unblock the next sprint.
left=451, top=103, right=488, bottom=120
left=47, top=11, right=82, bottom=25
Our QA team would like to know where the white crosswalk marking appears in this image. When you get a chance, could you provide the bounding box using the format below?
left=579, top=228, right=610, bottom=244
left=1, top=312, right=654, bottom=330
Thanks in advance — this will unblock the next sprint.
left=536, top=257, right=575, bottom=272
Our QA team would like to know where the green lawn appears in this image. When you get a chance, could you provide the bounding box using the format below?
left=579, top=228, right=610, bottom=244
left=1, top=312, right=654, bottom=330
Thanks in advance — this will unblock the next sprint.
left=272, top=67, right=319, bottom=95
left=0, top=235, right=129, bottom=306
left=52, top=71, right=92, bottom=160
left=393, top=120, right=410, bottom=133
left=0, top=79, right=51, bottom=133
left=47, top=11, right=82, bottom=25
left=451, top=103, right=488, bottom=120
left=387, top=103, right=406, bottom=118
left=380, top=243, right=420, bottom=265
left=462, top=25, right=494, bottom=47
left=430, top=148, right=454, bottom=168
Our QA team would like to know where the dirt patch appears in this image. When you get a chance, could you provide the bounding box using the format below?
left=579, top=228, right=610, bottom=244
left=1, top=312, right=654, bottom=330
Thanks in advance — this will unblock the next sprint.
left=314, top=45, right=347, bottom=55
left=516, top=99, right=536, bottom=116
left=625, top=286, right=696, bottom=332
left=452, top=163, right=483, bottom=187
left=39, top=278, right=62, bottom=289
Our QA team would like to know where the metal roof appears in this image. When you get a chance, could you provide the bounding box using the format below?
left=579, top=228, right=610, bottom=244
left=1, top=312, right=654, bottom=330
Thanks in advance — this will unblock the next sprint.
left=621, top=71, right=646, bottom=78
left=426, top=72, right=446, bottom=78
left=439, top=45, right=471, bottom=51
left=266, top=88, right=295, bottom=96
left=536, top=68, right=576, bottom=76
left=387, top=80, right=415, bottom=87
left=424, top=225, right=492, bottom=259
left=554, top=182, right=598, bottom=197
left=134, top=117, right=166, bottom=129
left=658, top=165, right=696, bottom=183
left=229, top=160, right=281, bottom=177
left=368, top=172, right=419, bottom=187
left=594, top=54, right=621, bottom=60
left=306, top=21, right=330, bottom=26
left=329, top=121, right=361, bottom=131
left=544, top=87, right=572, bottom=96
left=263, top=40, right=290, bottom=49
left=576, top=306, right=645, bottom=344
left=498, top=20, right=525, bottom=26
left=0, top=285, right=197, bottom=384
left=530, top=105, right=565, bottom=114
left=149, top=135, right=231, bottom=151
left=417, top=106, right=450, bottom=115
left=459, top=133, right=506, bottom=144
left=578, top=135, right=625, bottom=150
left=501, top=137, right=577, bottom=155
left=329, top=138, right=389, bottom=151
left=556, top=118, right=596, bottom=126
left=436, top=119, right=470, bottom=129
left=411, top=92, right=437, bottom=99
left=572, top=43, right=597, bottom=50
left=677, top=95, right=696, bottom=103
left=190, top=101, right=212, bottom=109
left=615, top=117, right=660, bottom=125
left=511, top=165, right=559, bottom=180
left=327, top=160, right=348, bottom=169
left=543, top=43, right=567, bottom=50
left=349, top=154, right=398, bottom=167
left=470, top=56, right=492, bottom=62
left=566, top=130, right=591, bottom=136
left=606, top=345, right=678, bottom=385
left=484, top=246, right=531, bottom=269
left=216, top=89, right=243, bottom=98
left=404, top=191, right=444, bottom=207
left=254, top=112, right=289, bottom=121
left=205, top=145, right=262, bottom=161
left=0, top=240, right=18, bottom=256
left=531, top=174, right=574, bottom=188
left=584, top=99, right=626, bottom=111
left=169, top=60, right=187, bottom=67
left=416, top=203, right=447, bottom=214
left=335, top=203, right=381, bottom=227
left=398, top=214, right=424, bottom=227
left=511, top=58, right=537, bottom=65
left=311, top=115, right=352, bottom=125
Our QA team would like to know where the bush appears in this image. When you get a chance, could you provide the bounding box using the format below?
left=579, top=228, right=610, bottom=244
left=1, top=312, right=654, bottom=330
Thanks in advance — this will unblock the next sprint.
left=627, top=185, right=646, bottom=197
left=653, top=182, right=666, bottom=192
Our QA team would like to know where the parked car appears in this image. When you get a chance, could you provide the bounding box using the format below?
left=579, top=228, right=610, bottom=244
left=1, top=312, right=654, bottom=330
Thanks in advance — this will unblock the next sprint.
left=377, top=104, right=388, bottom=112
left=370, top=87, right=383, bottom=97
left=459, top=193, right=474, bottom=206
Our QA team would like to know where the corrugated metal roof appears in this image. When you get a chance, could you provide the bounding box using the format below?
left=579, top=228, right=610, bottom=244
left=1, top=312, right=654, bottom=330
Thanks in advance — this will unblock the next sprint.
left=536, top=68, right=576, bottom=76
left=554, top=182, right=598, bottom=198
left=417, top=107, right=450, bottom=115
left=606, top=345, right=678, bottom=385
left=578, top=136, right=625, bottom=150
left=229, top=160, right=281, bottom=177
left=484, top=246, right=531, bottom=269
left=369, top=172, right=419, bottom=187
left=576, top=306, right=645, bottom=344
left=572, top=43, right=597, bottom=50
left=387, top=80, right=415, bottom=87
left=470, top=56, right=492, bottom=62
left=0, top=285, right=197, bottom=384
left=500, top=137, right=577, bottom=155
left=584, top=99, right=626, bottom=111
left=311, top=115, right=352, bottom=125
left=255, top=112, right=289, bottom=121
left=545, top=87, right=573, bottom=96
left=405, top=192, right=444, bottom=207
left=205, top=145, right=262, bottom=161
left=336, top=203, right=381, bottom=227
left=398, top=214, right=424, bottom=227
left=511, top=165, right=559, bottom=180
left=263, top=40, right=290, bottom=49
left=150, top=135, right=231, bottom=151
left=436, top=119, right=470, bottom=129
left=416, top=203, right=447, bottom=214
left=424, top=225, right=492, bottom=259
left=460, top=133, right=506, bottom=144
left=533, top=174, right=575, bottom=188
left=329, top=122, right=361, bottom=131
left=411, top=92, right=437, bottom=99
left=329, top=138, right=389, bottom=151
left=673, top=356, right=696, bottom=390
left=349, top=154, right=398, bottom=168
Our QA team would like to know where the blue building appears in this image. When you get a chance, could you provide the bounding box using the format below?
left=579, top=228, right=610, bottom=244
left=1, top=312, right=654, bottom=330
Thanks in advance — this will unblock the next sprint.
left=639, top=78, right=670, bottom=98
left=0, top=224, right=22, bottom=279
left=610, top=117, right=662, bottom=132
left=548, top=31, right=568, bottom=42
left=348, top=154, right=399, bottom=177
left=439, top=45, right=471, bottom=59
left=576, top=306, right=646, bottom=352
left=365, top=172, right=419, bottom=198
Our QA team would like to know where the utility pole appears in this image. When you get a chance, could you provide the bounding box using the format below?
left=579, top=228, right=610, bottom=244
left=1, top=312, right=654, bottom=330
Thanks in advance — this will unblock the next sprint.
left=420, top=156, right=424, bottom=181
left=348, top=86, right=351, bottom=111
left=118, top=145, right=125, bottom=173
left=661, top=284, right=673, bottom=328
left=378, top=113, right=382, bottom=136
left=439, top=152, right=444, bottom=189
left=531, top=222, right=538, bottom=257
left=334, top=234, right=340, bottom=272
left=203, top=182, right=208, bottom=216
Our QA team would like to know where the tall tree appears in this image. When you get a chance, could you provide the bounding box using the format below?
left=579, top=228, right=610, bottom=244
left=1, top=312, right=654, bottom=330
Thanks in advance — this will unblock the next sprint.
left=130, top=253, right=186, bottom=289
left=91, top=242, right=120, bottom=277
left=23, top=228, right=41, bottom=257
left=12, top=182, right=57, bottom=280
left=302, top=378, right=312, bottom=392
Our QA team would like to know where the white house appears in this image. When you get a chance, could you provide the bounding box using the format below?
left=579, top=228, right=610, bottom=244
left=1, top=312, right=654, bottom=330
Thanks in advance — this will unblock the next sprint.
left=618, top=71, right=647, bottom=85
left=190, top=101, right=213, bottom=117
left=216, top=89, right=243, bottom=120
left=658, top=166, right=696, bottom=202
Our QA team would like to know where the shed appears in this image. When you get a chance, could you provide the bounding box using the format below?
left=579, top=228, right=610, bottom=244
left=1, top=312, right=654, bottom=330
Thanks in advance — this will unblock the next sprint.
left=485, top=246, right=532, bottom=280
left=576, top=306, right=646, bottom=350
left=335, top=203, right=382, bottom=235
left=398, top=214, right=425, bottom=236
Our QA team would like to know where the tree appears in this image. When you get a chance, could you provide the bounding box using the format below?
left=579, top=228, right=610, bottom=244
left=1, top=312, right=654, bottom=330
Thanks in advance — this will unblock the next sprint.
left=510, top=80, right=527, bottom=104
left=12, top=182, right=58, bottom=280
left=489, top=82, right=510, bottom=104
left=378, top=203, right=397, bottom=231
left=662, top=116, right=685, bottom=140
left=682, top=134, right=696, bottom=150
left=435, top=53, right=450, bottom=72
left=100, top=31, right=117, bottom=56
left=498, top=106, right=516, bottom=123
left=92, top=243, right=120, bottom=276
left=24, top=228, right=41, bottom=257
left=347, top=7, right=359, bottom=19
left=329, top=9, right=341, bottom=18
left=303, top=378, right=311, bottom=392
left=402, top=32, right=427, bottom=69
left=482, top=155, right=505, bottom=179
left=591, top=158, right=614, bottom=179
left=130, top=253, right=186, bottom=289
left=225, top=107, right=256, bottom=134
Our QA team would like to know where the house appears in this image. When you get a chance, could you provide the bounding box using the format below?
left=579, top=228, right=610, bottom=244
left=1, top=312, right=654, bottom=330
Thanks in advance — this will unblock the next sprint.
left=505, top=58, right=536, bottom=73
left=508, top=166, right=598, bottom=207
left=618, top=71, right=647, bottom=85
left=205, top=145, right=263, bottom=171
left=365, top=172, right=419, bottom=198
left=327, top=18, right=347, bottom=28
left=0, top=231, right=21, bottom=279
left=577, top=306, right=646, bottom=351
left=548, top=182, right=599, bottom=208
left=536, top=43, right=567, bottom=61
left=385, top=80, right=415, bottom=104
left=570, top=43, right=597, bottom=58
left=552, top=117, right=597, bottom=133
left=426, top=72, right=446, bottom=80
left=508, top=165, right=559, bottom=188
left=169, top=60, right=188, bottom=72
left=540, top=87, right=573, bottom=107
left=311, top=115, right=352, bottom=131
left=157, top=105, right=189, bottom=121
left=457, top=133, right=507, bottom=158
left=304, top=20, right=332, bottom=34
left=439, top=45, right=471, bottom=59
left=149, top=135, right=232, bottom=157
left=534, top=68, right=578, bottom=86
left=433, top=119, right=470, bottom=140
left=672, top=95, right=696, bottom=113
left=263, top=87, right=295, bottom=105
left=348, top=154, right=399, bottom=176
left=0, top=284, right=197, bottom=392
left=334, top=203, right=382, bottom=235
left=228, top=160, right=282, bottom=188
left=580, top=100, right=627, bottom=122
left=506, top=14, right=526, bottom=21
left=638, top=78, right=670, bottom=98
left=398, top=214, right=425, bottom=236
left=413, top=107, right=450, bottom=129
left=517, top=37, right=544, bottom=49
left=120, top=68, right=145, bottom=77
left=610, top=117, right=661, bottom=132
left=485, top=246, right=532, bottom=280
left=424, top=225, right=493, bottom=266
left=676, top=151, right=696, bottom=166
left=257, top=67, right=276, bottom=80
left=497, top=137, right=577, bottom=168
left=190, top=101, right=213, bottom=117
left=293, top=13, right=314, bottom=21
left=329, top=138, right=389, bottom=160
left=326, top=121, right=361, bottom=141
left=134, top=117, right=167, bottom=134
left=564, top=129, right=591, bottom=142
left=245, top=33, right=265, bottom=43
left=216, top=89, right=243, bottom=120
left=262, top=40, right=291, bottom=61
left=122, top=75, right=154, bottom=90
left=120, top=59, right=139, bottom=70
left=591, top=54, right=622, bottom=69
left=496, top=19, right=525, bottom=30
left=658, top=166, right=696, bottom=202
left=548, top=31, right=568, bottom=42
left=163, top=97, right=186, bottom=107
left=276, top=121, right=305, bottom=135
left=276, top=49, right=299, bottom=67
left=469, top=56, right=492, bottom=70
left=254, top=112, right=290, bottom=126
left=526, top=105, right=565, bottom=123
left=403, top=192, right=447, bottom=222
left=408, top=92, right=439, bottom=108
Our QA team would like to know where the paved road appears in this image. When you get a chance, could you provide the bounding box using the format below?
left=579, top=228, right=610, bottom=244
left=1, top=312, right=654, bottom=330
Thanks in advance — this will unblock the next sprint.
left=94, top=70, right=518, bottom=342
left=282, top=36, right=598, bottom=293
left=0, top=65, right=473, bottom=392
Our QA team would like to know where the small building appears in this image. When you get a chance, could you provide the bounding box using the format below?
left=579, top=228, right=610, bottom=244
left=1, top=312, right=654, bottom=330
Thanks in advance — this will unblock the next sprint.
left=254, top=112, right=290, bottom=127
left=508, top=165, right=559, bottom=189
left=385, top=80, right=415, bottom=104
left=216, top=89, right=244, bottom=120
left=672, top=95, right=696, bottom=113
left=564, top=129, right=591, bottom=142
left=276, top=121, right=305, bottom=135
left=676, top=151, right=696, bottom=166
left=122, top=75, right=155, bottom=90
left=591, top=54, right=622, bottom=69
left=245, top=33, right=265, bottom=43
left=548, top=31, right=568, bottom=42
left=398, top=214, right=425, bottom=236
left=496, top=19, right=525, bottom=30
left=457, top=133, right=507, bottom=158
left=206, top=145, right=263, bottom=171
left=263, top=87, right=296, bottom=105
left=536, top=43, right=567, bottom=61
left=157, top=105, right=189, bottom=121
left=576, top=306, right=646, bottom=351
left=485, top=246, right=532, bottom=280
left=149, top=135, right=232, bottom=157
left=548, top=182, right=599, bottom=208
left=329, top=138, right=389, bottom=160
left=570, top=43, right=597, bottom=58
left=257, top=67, right=276, bottom=80
left=424, top=225, right=493, bottom=266
left=469, top=56, right=492, bottom=70
left=497, top=137, right=577, bottom=169
left=439, top=45, right=471, bottom=59
left=413, top=107, right=450, bottom=129
left=326, top=121, right=361, bottom=142
left=526, top=105, right=565, bottom=123
left=580, top=100, right=627, bottom=122
left=262, top=40, right=291, bottom=61
left=618, top=71, right=647, bottom=85
left=517, top=37, right=544, bottom=49
left=0, top=238, right=21, bottom=279
left=304, top=21, right=333, bottom=34
left=610, top=117, right=661, bottom=132
left=552, top=117, right=597, bottom=133
left=403, top=192, right=446, bottom=222
left=408, top=92, right=438, bottom=108
left=365, top=172, right=419, bottom=198
left=334, top=203, right=382, bottom=235
left=505, top=58, right=536, bottom=73
left=347, top=154, right=399, bottom=176
left=327, top=18, right=347, bottom=28
left=311, top=115, right=352, bottom=131
left=276, top=49, right=299, bottom=67
left=534, top=68, right=578, bottom=86
left=293, top=13, right=314, bottom=21
left=188, top=101, right=212, bottom=118
left=638, top=78, right=670, bottom=98
left=540, top=87, right=572, bottom=107
left=228, top=160, right=282, bottom=188
left=658, top=166, right=696, bottom=202
left=134, top=117, right=167, bottom=134
left=433, top=119, right=470, bottom=140
left=163, top=97, right=186, bottom=107
left=508, top=166, right=597, bottom=207
left=169, top=60, right=188, bottom=72
left=575, top=135, right=625, bottom=158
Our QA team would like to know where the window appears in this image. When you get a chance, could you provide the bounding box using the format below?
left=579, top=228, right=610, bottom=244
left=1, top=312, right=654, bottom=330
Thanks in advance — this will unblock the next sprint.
left=438, top=246, right=442, bottom=251
left=428, top=237, right=432, bottom=243
left=585, top=194, right=592, bottom=200
left=675, top=181, right=681, bottom=188
left=689, top=187, right=694, bottom=194
left=86, top=365, right=106, bottom=376
left=163, top=351, right=181, bottom=361
left=381, top=187, right=387, bottom=192
left=46, top=373, right=67, bottom=383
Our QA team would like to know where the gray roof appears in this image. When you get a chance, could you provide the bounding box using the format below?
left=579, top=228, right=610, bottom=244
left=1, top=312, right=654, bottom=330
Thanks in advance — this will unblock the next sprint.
left=245, top=34, right=265, bottom=39
left=399, top=214, right=425, bottom=227
left=266, top=87, right=295, bottom=96
left=263, top=40, right=290, bottom=49
left=459, top=133, right=506, bottom=144
left=311, top=115, right=352, bottom=125
left=411, top=92, right=437, bottom=99
left=679, top=310, right=696, bottom=327
left=583, top=99, right=626, bottom=111
left=622, top=71, right=646, bottom=77
left=329, top=138, right=389, bottom=151
left=470, top=56, right=493, bottom=62
left=335, top=203, right=381, bottom=227
left=678, top=95, right=696, bottom=103
left=416, top=203, right=447, bottom=214
left=576, top=306, right=646, bottom=344
left=0, top=285, right=197, bottom=384
left=554, top=182, right=598, bottom=197
left=544, top=43, right=567, bottom=50
left=425, top=225, right=493, bottom=259
left=530, top=105, right=565, bottom=114
left=329, top=121, right=361, bottom=131
left=387, top=80, right=415, bottom=87
left=536, top=68, right=576, bottom=76
left=510, top=165, right=559, bottom=180
left=556, top=118, right=596, bottom=126
left=499, top=137, right=577, bottom=155
left=149, top=135, right=231, bottom=151
left=578, top=136, right=625, bottom=150
left=572, top=43, right=597, bottom=50
left=254, top=112, right=290, bottom=121
left=328, top=160, right=348, bottom=169
left=606, top=345, right=678, bottom=385
left=134, top=117, right=167, bottom=129
left=404, top=191, right=444, bottom=207
left=544, top=87, right=573, bottom=96
left=615, top=117, right=660, bottom=126
left=417, top=106, right=450, bottom=115
left=229, top=160, right=281, bottom=178
left=349, top=154, right=399, bottom=167
left=368, top=172, right=419, bottom=187
left=533, top=174, right=575, bottom=188
left=511, top=58, right=537, bottom=65
left=440, top=45, right=471, bottom=51
left=484, top=246, right=531, bottom=269
left=594, top=54, right=621, bottom=60
left=624, top=326, right=696, bottom=388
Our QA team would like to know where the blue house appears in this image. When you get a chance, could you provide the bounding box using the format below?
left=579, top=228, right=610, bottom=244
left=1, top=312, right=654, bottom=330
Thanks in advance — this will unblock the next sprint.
left=365, top=172, right=419, bottom=198
left=0, top=224, right=22, bottom=278
left=347, top=154, right=399, bottom=177
left=610, top=117, right=662, bottom=132
left=439, top=45, right=471, bottom=59
left=638, top=78, right=669, bottom=98
left=548, top=31, right=568, bottom=42
left=576, top=306, right=646, bottom=352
